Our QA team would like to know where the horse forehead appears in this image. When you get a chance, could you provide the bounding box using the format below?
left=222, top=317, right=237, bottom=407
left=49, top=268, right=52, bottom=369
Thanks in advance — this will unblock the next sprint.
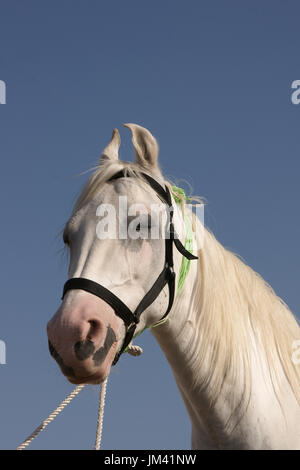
left=113, top=178, right=158, bottom=204
left=85, top=179, right=151, bottom=206
left=72, top=178, right=159, bottom=231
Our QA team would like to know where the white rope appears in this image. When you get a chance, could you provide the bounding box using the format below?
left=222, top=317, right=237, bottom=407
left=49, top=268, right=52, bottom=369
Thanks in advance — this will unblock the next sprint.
left=127, top=343, right=143, bottom=357
left=17, top=343, right=142, bottom=450
left=93, top=344, right=142, bottom=449
left=17, top=384, right=86, bottom=450
left=94, top=377, right=108, bottom=450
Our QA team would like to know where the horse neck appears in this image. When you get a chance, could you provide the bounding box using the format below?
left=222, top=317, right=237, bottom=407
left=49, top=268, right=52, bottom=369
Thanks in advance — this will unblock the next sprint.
left=151, top=224, right=300, bottom=448
left=151, top=225, right=238, bottom=394
left=150, top=226, right=220, bottom=435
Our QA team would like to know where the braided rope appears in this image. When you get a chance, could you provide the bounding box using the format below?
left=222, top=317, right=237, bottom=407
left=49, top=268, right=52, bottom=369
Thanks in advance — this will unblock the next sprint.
left=17, top=343, right=142, bottom=450
left=17, top=384, right=86, bottom=450
left=94, top=377, right=108, bottom=450
left=127, top=343, right=143, bottom=357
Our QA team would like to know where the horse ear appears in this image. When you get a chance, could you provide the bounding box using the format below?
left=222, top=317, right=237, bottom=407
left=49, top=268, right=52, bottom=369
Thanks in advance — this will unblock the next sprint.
left=100, top=128, right=120, bottom=161
left=124, top=123, right=159, bottom=171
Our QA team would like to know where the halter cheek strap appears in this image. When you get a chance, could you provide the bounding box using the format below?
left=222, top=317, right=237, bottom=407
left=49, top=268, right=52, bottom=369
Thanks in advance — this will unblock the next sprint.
left=62, top=171, right=198, bottom=365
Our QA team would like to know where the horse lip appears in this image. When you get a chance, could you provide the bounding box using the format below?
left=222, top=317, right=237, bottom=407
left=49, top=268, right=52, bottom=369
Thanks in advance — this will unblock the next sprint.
left=67, top=372, right=106, bottom=385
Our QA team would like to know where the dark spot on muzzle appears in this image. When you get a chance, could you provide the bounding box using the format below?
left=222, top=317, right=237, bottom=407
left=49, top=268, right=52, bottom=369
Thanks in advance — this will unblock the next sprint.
left=74, top=339, right=95, bottom=361
left=48, top=341, right=75, bottom=378
left=93, top=325, right=116, bottom=366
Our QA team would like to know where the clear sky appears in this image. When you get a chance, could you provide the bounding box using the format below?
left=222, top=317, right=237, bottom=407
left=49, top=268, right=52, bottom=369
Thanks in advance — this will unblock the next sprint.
left=0, top=0, right=299, bottom=450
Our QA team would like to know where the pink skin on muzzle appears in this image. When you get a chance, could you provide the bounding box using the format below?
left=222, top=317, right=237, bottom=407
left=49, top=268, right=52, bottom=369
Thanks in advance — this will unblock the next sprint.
left=47, top=291, right=124, bottom=384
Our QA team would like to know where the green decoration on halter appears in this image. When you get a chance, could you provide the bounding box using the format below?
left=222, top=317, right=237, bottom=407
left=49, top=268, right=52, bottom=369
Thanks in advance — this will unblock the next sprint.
left=151, top=186, right=194, bottom=329
left=171, top=185, right=193, bottom=295
left=125, top=184, right=195, bottom=346
left=171, top=185, right=187, bottom=203
left=171, top=185, right=193, bottom=205
left=177, top=213, right=193, bottom=295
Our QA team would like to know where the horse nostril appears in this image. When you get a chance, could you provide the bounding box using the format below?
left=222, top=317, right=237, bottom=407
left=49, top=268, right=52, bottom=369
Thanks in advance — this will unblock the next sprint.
left=74, top=339, right=95, bottom=361
left=87, top=319, right=102, bottom=340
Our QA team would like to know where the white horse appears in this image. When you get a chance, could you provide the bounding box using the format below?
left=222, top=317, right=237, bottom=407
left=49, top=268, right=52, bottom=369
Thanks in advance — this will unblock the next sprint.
left=47, top=124, right=300, bottom=449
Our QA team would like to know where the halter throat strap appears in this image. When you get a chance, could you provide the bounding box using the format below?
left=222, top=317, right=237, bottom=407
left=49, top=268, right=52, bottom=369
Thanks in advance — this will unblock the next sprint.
left=62, top=170, right=198, bottom=365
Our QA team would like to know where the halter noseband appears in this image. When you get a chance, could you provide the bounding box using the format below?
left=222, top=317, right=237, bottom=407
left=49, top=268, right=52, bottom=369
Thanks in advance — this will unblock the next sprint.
left=62, top=170, right=198, bottom=365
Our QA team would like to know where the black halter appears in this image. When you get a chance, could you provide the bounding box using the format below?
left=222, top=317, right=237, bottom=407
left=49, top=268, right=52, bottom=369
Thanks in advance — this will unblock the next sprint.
left=62, top=170, right=198, bottom=365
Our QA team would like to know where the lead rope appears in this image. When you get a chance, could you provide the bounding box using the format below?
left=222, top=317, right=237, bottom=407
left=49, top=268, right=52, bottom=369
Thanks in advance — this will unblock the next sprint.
left=94, top=342, right=143, bottom=450
left=17, top=343, right=143, bottom=450
left=16, top=383, right=86, bottom=450
left=94, top=377, right=108, bottom=450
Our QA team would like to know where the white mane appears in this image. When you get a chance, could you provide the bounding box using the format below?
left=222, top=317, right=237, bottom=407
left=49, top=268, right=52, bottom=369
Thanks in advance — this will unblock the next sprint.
left=191, top=220, right=300, bottom=417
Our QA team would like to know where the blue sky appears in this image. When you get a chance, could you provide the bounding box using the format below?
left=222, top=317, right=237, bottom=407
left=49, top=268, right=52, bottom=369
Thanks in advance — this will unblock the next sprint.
left=0, top=1, right=299, bottom=450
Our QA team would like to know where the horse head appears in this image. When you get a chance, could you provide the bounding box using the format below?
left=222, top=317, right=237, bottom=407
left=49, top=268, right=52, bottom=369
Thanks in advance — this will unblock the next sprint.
left=47, top=124, right=190, bottom=384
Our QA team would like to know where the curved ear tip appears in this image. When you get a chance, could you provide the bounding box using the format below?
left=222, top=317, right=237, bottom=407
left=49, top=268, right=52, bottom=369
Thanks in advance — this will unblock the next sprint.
left=111, top=128, right=121, bottom=147
left=112, top=128, right=120, bottom=138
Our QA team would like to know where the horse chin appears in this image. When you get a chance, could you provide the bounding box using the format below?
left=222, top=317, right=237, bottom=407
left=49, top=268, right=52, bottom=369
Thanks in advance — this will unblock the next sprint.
left=67, top=337, right=118, bottom=385
left=66, top=369, right=110, bottom=385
